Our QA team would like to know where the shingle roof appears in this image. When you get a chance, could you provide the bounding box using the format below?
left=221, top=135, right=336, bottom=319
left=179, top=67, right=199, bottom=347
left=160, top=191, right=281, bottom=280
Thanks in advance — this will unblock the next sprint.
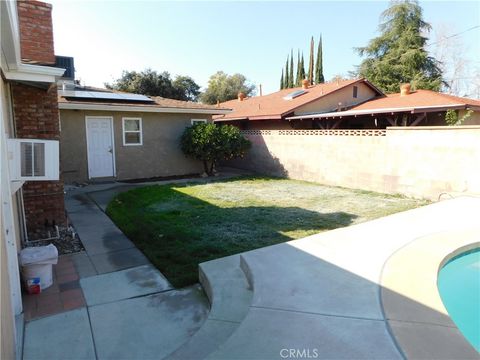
left=351, top=90, right=480, bottom=111
left=58, top=88, right=230, bottom=112
left=287, top=89, right=480, bottom=120
left=214, top=78, right=382, bottom=121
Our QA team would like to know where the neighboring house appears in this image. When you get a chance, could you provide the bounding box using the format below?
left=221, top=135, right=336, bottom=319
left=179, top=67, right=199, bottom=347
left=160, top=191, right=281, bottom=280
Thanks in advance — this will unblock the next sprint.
left=215, top=81, right=480, bottom=129
left=58, top=87, right=230, bottom=183
left=287, top=85, right=480, bottom=128
left=213, top=78, right=384, bottom=129
left=1, top=1, right=65, bottom=358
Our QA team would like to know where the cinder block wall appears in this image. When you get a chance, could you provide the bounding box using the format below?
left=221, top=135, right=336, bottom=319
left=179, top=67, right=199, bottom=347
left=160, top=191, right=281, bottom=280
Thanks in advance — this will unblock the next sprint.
left=227, top=127, right=480, bottom=200
left=17, top=0, right=55, bottom=64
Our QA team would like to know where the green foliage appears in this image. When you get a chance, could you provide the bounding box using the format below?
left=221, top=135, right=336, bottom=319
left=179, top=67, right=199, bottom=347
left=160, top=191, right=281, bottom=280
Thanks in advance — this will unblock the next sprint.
left=280, top=69, right=285, bottom=90
left=445, top=109, right=473, bottom=126
left=357, top=0, right=443, bottom=93
left=299, top=54, right=306, bottom=84
left=105, top=69, right=200, bottom=101
left=308, top=36, right=314, bottom=84
left=444, top=109, right=458, bottom=126
left=199, top=71, right=255, bottom=104
left=315, top=35, right=325, bottom=84
left=284, top=56, right=290, bottom=89
left=180, top=123, right=251, bottom=175
left=289, top=49, right=294, bottom=88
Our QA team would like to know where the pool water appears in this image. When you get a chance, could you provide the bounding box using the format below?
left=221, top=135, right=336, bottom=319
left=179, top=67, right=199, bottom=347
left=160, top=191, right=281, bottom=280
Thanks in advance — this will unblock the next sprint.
left=438, top=248, right=480, bottom=352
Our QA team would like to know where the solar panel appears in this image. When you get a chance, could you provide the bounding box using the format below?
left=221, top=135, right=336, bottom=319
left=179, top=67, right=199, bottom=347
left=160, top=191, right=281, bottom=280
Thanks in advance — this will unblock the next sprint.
left=283, top=89, right=307, bottom=100
left=59, top=90, right=153, bottom=102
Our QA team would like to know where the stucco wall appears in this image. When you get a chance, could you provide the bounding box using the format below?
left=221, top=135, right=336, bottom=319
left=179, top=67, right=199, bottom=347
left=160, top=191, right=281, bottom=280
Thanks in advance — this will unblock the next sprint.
left=60, top=110, right=210, bottom=183
left=228, top=127, right=480, bottom=200
left=295, top=83, right=378, bottom=115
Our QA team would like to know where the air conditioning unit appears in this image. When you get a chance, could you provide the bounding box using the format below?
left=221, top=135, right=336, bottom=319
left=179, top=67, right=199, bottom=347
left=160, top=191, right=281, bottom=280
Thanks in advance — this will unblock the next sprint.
left=7, top=139, right=59, bottom=181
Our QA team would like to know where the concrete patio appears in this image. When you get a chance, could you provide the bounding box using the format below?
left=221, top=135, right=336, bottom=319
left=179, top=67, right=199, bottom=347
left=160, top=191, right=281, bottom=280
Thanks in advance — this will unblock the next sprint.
left=21, top=178, right=480, bottom=359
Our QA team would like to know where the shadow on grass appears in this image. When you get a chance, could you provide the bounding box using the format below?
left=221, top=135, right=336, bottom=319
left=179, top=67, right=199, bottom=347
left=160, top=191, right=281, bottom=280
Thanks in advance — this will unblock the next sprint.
left=107, top=183, right=357, bottom=288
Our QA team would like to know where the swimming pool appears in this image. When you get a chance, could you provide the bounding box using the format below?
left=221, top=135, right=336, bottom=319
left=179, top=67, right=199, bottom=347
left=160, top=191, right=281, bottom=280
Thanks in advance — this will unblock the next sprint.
left=438, top=248, right=480, bottom=352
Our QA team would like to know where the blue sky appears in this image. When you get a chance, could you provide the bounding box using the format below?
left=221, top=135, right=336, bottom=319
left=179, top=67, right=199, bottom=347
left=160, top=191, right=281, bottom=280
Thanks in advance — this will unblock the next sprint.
left=49, top=1, right=480, bottom=95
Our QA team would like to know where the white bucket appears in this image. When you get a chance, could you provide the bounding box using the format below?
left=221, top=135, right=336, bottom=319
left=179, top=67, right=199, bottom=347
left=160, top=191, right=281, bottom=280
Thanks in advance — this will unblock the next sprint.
left=21, top=263, right=54, bottom=290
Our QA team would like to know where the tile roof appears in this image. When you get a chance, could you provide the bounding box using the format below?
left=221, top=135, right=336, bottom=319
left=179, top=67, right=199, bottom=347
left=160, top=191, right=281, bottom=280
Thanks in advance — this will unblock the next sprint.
left=215, top=78, right=381, bottom=121
left=351, top=89, right=480, bottom=111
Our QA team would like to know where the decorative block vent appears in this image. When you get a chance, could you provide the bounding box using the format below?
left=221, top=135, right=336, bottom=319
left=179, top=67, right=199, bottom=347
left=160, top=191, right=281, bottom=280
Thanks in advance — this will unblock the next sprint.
left=241, top=129, right=386, bottom=137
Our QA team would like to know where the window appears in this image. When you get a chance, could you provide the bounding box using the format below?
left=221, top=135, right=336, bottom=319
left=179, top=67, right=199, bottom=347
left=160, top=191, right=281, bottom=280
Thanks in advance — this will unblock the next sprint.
left=191, top=119, right=207, bottom=126
left=7, top=139, right=59, bottom=181
left=353, top=86, right=358, bottom=98
left=122, top=118, right=142, bottom=146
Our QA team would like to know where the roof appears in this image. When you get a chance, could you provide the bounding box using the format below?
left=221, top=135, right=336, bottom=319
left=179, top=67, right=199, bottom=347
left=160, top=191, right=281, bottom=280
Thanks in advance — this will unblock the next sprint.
left=287, top=90, right=480, bottom=120
left=58, top=87, right=231, bottom=115
left=214, top=78, right=383, bottom=122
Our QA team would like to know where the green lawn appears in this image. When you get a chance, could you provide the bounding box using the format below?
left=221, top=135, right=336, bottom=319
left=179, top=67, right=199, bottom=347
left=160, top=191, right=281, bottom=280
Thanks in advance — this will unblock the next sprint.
left=106, top=177, right=429, bottom=287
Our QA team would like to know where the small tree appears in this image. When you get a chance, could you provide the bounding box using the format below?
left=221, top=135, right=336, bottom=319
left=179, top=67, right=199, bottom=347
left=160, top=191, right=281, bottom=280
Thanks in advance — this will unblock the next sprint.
left=445, top=109, right=473, bottom=126
left=181, top=123, right=251, bottom=176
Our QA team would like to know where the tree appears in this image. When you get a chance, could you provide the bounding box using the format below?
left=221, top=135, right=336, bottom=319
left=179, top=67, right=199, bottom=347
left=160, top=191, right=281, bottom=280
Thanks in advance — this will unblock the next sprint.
left=308, top=36, right=314, bottom=84
left=356, top=0, right=443, bottom=93
left=299, top=54, right=306, bottom=84
left=289, top=49, right=294, bottom=88
left=200, top=71, right=255, bottom=104
left=315, top=35, right=325, bottom=84
left=296, top=50, right=301, bottom=86
left=172, top=76, right=200, bottom=101
left=181, top=123, right=251, bottom=176
left=106, top=69, right=201, bottom=101
left=280, top=69, right=285, bottom=90
left=285, top=56, right=290, bottom=90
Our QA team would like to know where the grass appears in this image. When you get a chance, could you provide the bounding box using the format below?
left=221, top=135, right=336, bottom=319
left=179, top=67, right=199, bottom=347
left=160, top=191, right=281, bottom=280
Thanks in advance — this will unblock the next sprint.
left=106, top=176, right=429, bottom=287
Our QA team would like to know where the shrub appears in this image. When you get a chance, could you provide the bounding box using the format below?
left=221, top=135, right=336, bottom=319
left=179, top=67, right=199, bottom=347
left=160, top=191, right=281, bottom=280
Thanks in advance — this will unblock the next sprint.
left=181, top=123, right=251, bottom=176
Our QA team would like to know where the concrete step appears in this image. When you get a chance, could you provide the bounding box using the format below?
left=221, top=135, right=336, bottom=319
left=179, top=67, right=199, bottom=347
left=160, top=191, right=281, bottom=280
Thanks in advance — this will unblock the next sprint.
left=166, top=255, right=253, bottom=359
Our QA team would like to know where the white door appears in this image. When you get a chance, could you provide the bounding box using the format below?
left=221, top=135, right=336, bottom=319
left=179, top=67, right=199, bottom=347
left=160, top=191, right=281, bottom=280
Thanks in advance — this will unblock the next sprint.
left=86, top=117, right=115, bottom=178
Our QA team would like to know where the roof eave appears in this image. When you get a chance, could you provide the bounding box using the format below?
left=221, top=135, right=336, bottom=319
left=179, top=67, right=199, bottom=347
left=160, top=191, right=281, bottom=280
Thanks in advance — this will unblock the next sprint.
left=58, top=102, right=232, bottom=114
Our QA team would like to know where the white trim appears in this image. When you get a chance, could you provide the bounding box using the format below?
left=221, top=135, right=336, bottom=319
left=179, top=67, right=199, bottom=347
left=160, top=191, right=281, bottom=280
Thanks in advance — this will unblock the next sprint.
left=85, top=116, right=116, bottom=179
left=287, top=103, right=469, bottom=120
left=3, top=64, right=65, bottom=83
left=191, top=118, right=207, bottom=125
left=59, top=102, right=231, bottom=115
left=122, top=117, right=143, bottom=146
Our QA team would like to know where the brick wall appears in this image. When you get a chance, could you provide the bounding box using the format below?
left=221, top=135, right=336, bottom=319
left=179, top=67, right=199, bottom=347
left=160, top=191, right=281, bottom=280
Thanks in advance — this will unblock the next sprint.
left=12, top=83, right=66, bottom=238
left=17, top=0, right=55, bottom=65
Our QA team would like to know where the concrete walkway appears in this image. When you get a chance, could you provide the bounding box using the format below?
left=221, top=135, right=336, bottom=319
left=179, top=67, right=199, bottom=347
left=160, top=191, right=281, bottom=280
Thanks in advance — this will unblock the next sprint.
left=23, top=179, right=213, bottom=360
left=22, top=174, right=480, bottom=359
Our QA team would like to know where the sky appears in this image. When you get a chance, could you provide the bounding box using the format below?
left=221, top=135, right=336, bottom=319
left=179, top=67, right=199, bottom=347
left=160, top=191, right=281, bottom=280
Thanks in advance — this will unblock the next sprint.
left=49, top=0, right=480, bottom=96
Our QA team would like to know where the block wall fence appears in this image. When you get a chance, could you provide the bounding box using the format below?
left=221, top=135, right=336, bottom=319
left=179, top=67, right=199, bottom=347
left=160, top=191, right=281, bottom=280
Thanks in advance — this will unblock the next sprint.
left=226, top=127, right=480, bottom=200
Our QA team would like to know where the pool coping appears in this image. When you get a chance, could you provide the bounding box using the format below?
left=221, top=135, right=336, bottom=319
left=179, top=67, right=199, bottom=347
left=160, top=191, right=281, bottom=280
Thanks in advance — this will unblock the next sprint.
left=380, top=228, right=480, bottom=359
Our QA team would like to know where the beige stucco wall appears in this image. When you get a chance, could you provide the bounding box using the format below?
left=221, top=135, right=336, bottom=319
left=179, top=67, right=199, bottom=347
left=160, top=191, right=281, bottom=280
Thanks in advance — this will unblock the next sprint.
left=295, top=83, right=378, bottom=115
left=228, top=126, right=480, bottom=200
left=60, top=110, right=212, bottom=183
left=459, top=109, right=480, bottom=125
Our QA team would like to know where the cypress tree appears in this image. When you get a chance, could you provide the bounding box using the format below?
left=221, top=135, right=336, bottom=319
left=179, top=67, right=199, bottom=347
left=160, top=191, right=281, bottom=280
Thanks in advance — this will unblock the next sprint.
left=315, top=35, right=325, bottom=84
left=296, top=50, right=301, bottom=86
left=289, top=49, right=294, bottom=88
left=308, top=36, right=314, bottom=84
left=285, top=56, right=290, bottom=89
left=300, top=54, right=306, bottom=82
left=280, top=69, right=284, bottom=90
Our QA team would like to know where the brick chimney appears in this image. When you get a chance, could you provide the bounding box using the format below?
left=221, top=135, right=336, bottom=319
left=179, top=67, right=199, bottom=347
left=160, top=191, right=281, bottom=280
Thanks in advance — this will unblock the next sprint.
left=238, top=92, right=246, bottom=102
left=302, top=79, right=310, bottom=90
left=17, top=1, right=55, bottom=65
left=400, top=83, right=411, bottom=96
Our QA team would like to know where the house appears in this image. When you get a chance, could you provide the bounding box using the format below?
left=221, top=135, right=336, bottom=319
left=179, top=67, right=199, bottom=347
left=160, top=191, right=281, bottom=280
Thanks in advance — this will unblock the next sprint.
left=1, top=0, right=66, bottom=358
left=213, top=78, right=384, bottom=129
left=58, top=86, right=230, bottom=183
left=287, top=84, right=480, bottom=128
left=215, top=81, right=480, bottom=129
